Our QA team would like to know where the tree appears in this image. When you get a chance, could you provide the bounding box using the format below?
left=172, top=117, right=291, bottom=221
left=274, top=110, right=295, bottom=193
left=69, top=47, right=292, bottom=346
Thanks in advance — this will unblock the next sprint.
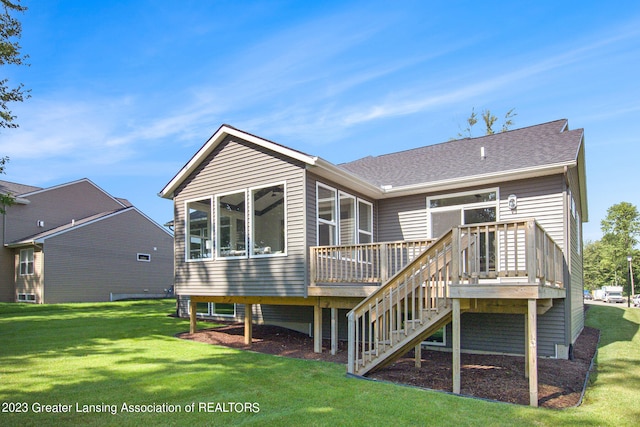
left=1, top=0, right=29, bottom=129
left=583, top=202, right=640, bottom=294
left=1, top=155, right=13, bottom=213
left=456, top=108, right=517, bottom=138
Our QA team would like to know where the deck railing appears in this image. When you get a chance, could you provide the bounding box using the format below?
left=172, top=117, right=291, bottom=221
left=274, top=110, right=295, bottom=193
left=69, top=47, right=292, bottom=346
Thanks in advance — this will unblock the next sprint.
left=311, top=219, right=564, bottom=289
left=346, top=219, right=565, bottom=375
left=309, top=239, right=434, bottom=285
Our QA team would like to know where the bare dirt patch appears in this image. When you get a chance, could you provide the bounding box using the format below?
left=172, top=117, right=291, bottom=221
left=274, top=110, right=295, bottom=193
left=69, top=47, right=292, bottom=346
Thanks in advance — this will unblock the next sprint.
left=178, top=323, right=598, bottom=409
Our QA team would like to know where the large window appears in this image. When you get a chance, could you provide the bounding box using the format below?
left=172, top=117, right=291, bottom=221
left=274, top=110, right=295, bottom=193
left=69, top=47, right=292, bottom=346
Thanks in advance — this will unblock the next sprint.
left=251, top=184, right=286, bottom=256
left=19, top=248, right=34, bottom=276
left=217, top=191, right=247, bottom=258
left=186, top=198, right=212, bottom=260
left=214, top=183, right=287, bottom=259
left=316, top=183, right=373, bottom=246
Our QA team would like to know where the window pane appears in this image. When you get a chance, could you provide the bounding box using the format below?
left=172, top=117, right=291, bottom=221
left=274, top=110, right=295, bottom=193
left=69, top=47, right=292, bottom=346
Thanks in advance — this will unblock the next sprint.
left=318, top=222, right=336, bottom=246
left=429, top=191, right=496, bottom=208
left=213, top=303, right=235, bottom=316
left=464, top=207, right=496, bottom=224
left=187, top=199, right=212, bottom=259
left=339, top=193, right=356, bottom=245
left=252, top=184, right=286, bottom=255
left=318, top=186, right=336, bottom=222
left=358, top=201, right=372, bottom=233
left=218, top=192, right=246, bottom=257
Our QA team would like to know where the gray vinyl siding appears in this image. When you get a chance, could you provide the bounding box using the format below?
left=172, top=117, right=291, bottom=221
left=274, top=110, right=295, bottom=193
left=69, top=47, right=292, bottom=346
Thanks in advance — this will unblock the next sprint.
left=376, top=175, right=566, bottom=244
left=378, top=194, right=426, bottom=241
left=498, top=175, right=566, bottom=249
left=567, top=166, right=585, bottom=344
left=43, top=209, right=173, bottom=303
left=173, top=136, right=307, bottom=297
left=0, top=222, right=14, bottom=301
left=3, top=180, right=124, bottom=244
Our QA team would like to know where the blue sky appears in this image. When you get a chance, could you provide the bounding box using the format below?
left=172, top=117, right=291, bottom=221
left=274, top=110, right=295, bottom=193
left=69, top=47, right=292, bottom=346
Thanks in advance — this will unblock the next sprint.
left=2, top=0, right=639, bottom=242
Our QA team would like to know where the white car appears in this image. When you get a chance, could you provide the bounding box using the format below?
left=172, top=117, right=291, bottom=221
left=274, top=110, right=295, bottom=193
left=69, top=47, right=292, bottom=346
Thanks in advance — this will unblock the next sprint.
left=633, top=295, right=640, bottom=307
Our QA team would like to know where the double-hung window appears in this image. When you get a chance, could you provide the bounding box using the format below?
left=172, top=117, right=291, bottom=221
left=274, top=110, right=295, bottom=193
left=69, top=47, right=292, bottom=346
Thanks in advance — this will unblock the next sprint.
left=19, top=248, right=34, bottom=276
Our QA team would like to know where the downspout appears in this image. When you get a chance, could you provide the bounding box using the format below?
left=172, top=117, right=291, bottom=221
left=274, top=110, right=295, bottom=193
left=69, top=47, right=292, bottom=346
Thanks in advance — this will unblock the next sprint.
left=562, top=165, right=573, bottom=358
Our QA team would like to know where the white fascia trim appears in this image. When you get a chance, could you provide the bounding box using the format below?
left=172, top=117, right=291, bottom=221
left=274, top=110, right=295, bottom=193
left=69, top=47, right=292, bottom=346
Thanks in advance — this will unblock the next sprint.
left=159, top=125, right=317, bottom=199
left=380, top=161, right=577, bottom=198
left=309, top=158, right=382, bottom=198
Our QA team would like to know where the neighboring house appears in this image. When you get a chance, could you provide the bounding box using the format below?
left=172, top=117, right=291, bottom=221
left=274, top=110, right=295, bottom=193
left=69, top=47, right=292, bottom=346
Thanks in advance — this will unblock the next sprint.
left=160, top=119, right=586, bottom=406
left=0, top=178, right=173, bottom=304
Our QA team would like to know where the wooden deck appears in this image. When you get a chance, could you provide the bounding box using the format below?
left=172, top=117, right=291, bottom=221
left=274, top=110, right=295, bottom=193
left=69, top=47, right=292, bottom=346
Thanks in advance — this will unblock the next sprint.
left=310, top=219, right=566, bottom=407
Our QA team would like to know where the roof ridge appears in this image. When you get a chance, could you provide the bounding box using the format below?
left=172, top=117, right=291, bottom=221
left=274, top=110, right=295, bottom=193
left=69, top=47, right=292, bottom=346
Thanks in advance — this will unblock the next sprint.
left=341, top=119, right=569, bottom=165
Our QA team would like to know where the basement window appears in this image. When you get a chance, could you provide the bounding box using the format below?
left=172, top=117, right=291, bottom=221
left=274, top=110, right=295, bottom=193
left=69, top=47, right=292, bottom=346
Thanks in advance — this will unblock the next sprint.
left=17, top=293, right=36, bottom=302
left=137, top=253, right=151, bottom=262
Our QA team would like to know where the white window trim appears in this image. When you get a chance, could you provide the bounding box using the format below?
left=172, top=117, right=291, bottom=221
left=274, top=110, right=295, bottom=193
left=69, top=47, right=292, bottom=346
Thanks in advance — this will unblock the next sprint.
left=427, top=188, right=500, bottom=239
left=316, top=182, right=338, bottom=246
left=338, top=191, right=357, bottom=245
left=192, top=301, right=237, bottom=318
left=17, top=293, right=36, bottom=303
left=317, top=182, right=374, bottom=246
left=184, top=196, right=213, bottom=263
left=19, top=248, right=34, bottom=276
left=216, top=189, right=248, bottom=260
left=250, top=181, right=288, bottom=258
left=358, top=199, right=374, bottom=242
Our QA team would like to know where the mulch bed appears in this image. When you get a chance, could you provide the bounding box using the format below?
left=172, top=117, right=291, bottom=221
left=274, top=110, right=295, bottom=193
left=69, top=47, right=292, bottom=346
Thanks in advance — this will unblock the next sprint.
left=178, top=322, right=599, bottom=409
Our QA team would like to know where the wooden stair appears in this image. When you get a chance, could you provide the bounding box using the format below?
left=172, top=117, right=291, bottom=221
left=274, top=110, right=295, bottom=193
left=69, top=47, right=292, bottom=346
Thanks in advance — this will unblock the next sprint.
left=347, top=229, right=457, bottom=376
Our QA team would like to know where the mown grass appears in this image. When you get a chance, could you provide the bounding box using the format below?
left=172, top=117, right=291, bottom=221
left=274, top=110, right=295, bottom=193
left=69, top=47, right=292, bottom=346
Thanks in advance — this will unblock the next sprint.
left=0, top=300, right=638, bottom=426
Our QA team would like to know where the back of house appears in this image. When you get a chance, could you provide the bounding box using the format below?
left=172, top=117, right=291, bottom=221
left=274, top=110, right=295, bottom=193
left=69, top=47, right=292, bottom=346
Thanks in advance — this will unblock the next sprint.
left=160, top=119, right=587, bottom=361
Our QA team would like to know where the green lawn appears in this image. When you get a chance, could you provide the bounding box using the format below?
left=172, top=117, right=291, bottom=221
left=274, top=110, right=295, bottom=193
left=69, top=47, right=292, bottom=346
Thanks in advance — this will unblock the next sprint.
left=0, top=300, right=638, bottom=426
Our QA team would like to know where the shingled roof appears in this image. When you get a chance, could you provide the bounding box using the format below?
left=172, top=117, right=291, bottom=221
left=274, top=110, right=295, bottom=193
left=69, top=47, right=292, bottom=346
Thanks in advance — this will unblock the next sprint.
left=337, top=119, right=583, bottom=188
left=0, top=180, right=42, bottom=196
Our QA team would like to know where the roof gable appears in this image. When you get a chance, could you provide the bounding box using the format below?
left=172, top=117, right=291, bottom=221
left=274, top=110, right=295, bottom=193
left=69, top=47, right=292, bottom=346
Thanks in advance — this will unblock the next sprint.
left=159, top=124, right=318, bottom=199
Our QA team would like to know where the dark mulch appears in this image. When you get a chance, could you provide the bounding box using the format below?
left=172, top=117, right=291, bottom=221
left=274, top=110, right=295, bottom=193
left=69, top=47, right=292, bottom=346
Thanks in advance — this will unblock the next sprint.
left=178, top=322, right=599, bottom=409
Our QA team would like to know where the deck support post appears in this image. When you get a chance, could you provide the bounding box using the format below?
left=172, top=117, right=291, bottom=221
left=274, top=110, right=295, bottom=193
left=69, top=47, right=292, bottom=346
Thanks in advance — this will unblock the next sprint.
left=527, top=299, right=538, bottom=407
left=189, top=299, right=197, bottom=334
left=244, top=304, right=253, bottom=346
left=415, top=344, right=422, bottom=368
left=314, top=304, right=322, bottom=353
left=452, top=298, right=461, bottom=394
left=330, top=308, right=338, bottom=355
left=524, top=313, right=529, bottom=378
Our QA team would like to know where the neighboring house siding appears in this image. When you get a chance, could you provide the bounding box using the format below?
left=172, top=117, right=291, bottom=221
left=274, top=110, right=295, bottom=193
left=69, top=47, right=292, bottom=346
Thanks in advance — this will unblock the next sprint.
left=0, top=222, right=14, bottom=302
left=4, top=180, right=124, bottom=244
left=14, top=248, right=44, bottom=303
left=173, top=137, right=307, bottom=297
left=43, top=209, right=173, bottom=303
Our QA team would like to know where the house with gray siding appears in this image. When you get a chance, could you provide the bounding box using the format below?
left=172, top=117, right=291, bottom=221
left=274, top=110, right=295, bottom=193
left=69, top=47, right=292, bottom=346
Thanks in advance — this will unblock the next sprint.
left=160, top=119, right=587, bottom=406
left=0, top=178, right=173, bottom=303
